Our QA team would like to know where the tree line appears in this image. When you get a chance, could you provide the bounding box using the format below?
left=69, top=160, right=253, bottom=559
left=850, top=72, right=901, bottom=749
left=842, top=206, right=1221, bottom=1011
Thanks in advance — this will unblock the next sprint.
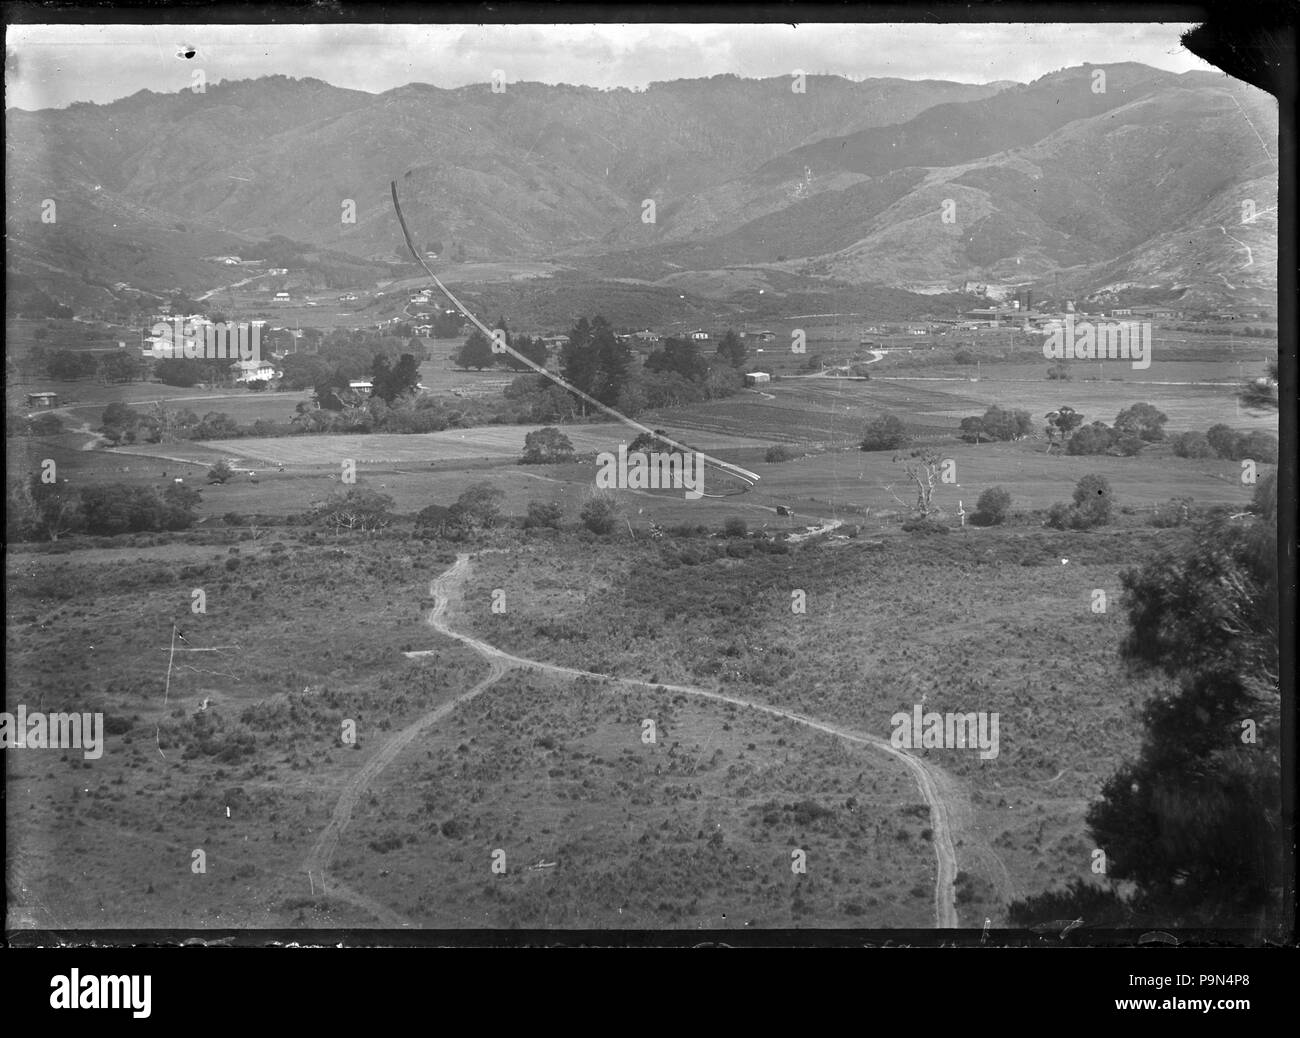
left=462, top=315, right=751, bottom=420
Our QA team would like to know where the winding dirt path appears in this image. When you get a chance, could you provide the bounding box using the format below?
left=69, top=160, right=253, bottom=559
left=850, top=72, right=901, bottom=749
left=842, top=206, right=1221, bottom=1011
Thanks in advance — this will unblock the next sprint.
left=303, top=552, right=987, bottom=929
left=404, top=553, right=965, bottom=928
left=300, top=561, right=513, bottom=926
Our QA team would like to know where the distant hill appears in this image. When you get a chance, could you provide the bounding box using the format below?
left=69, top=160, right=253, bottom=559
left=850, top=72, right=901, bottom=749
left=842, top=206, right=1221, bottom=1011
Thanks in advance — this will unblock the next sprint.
left=5, top=65, right=1278, bottom=311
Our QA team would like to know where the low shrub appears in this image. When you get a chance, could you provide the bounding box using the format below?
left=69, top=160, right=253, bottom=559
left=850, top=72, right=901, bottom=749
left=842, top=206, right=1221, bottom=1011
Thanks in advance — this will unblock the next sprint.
left=580, top=496, right=618, bottom=535
left=723, top=517, right=748, bottom=538
left=1150, top=496, right=1195, bottom=528
left=524, top=500, right=564, bottom=529
left=971, top=486, right=1012, bottom=526
left=901, top=517, right=949, bottom=535
left=1172, top=431, right=1214, bottom=459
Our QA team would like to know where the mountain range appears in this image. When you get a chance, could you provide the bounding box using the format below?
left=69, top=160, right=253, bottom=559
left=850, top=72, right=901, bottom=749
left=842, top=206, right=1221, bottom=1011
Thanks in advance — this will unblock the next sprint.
left=6, top=63, right=1278, bottom=311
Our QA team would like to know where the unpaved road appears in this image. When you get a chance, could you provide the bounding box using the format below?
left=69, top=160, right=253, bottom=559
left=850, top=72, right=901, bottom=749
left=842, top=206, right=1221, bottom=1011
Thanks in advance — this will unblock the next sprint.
left=421, top=554, right=963, bottom=927
left=307, top=552, right=975, bottom=928
left=300, top=560, right=512, bottom=926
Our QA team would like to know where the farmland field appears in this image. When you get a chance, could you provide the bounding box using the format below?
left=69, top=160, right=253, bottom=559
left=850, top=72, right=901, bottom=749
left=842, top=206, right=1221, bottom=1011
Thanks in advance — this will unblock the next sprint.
left=195, top=422, right=783, bottom=467
left=646, top=372, right=1274, bottom=449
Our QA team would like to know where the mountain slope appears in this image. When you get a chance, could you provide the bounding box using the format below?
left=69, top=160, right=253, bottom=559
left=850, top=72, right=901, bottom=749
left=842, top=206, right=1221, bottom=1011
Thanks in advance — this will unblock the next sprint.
left=5, top=65, right=1278, bottom=309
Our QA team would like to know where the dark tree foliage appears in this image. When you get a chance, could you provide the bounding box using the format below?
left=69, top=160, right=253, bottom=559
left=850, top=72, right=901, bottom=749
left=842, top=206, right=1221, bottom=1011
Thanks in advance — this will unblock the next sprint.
left=520, top=427, right=576, bottom=464
left=1172, top=431, right=1215, bottom=459
left=646, top=336, right=707, bottom=381
left=454, top=329, right=496, bottom=371
left=560, top=317, right=596, bottom=396
left=580, top=494, right=618, bottom=534
left=371, top=353, right=421, bottom=403
left=503, top=334, right=548, bottom=372
left=971, top=486, right=1012, bottom=526
left=1066, top=421, right=1116, bottom=456
left=155, top=358, right=208, bottom=387
left=590, top=316, right=632, bottom=407
left=1119, top=519, right=1276, bottom=682
left=859, top=414, right=909, bottom=452
left=78, top=483, right=199, bottom=535
left=715, top=329, right=746, bottom=367
left=1013, top=510, right=1281, bottom=928
left=1071, top=473, right=1113, bottom=525
left=1238, top=358, right=1278, bottom=411
left=1113, top=402, right=1168, bottom=442
left=447, top=483, right=505, bottom=534
left=524, top=500, right=564, bottom=529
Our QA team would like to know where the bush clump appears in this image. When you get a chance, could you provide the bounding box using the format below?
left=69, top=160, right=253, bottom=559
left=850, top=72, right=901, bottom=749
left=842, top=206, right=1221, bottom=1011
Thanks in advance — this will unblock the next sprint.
left=971, top=486, right=1012, bottom=526
left=580, top=495, right=618, bottom=534
left=901, top=517, right=949, bottom=535
left=860, top=414, right=909, bottom=452
left=524, top=500, right=564, bottom=529
left=1172, top=431, right=1214, bottom=459
left=1150, top=496, right=1195, bottom=528
left=1046, top=474, right=1114, bottom=530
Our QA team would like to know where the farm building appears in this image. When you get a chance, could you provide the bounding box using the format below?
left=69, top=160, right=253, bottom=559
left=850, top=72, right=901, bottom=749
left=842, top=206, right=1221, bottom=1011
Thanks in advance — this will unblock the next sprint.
left=744, top=371, right=772, bottom=386
left=232, top=360, right=278, bottom=383
left=689, top=330, right=710, bottom=342
left=274, top=291, right=291, bottom=302
left=26, top=392, right=59, bottom=409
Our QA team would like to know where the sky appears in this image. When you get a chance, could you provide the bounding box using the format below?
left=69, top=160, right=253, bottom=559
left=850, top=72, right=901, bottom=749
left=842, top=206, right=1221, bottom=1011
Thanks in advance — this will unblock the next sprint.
left=5, top=22, right=1219, bottom=112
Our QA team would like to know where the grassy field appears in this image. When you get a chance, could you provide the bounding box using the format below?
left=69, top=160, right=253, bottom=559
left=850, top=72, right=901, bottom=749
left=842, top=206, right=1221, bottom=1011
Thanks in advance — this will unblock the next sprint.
left=648, top=372, right=1275, bottom=449
left=5, top=538, right=470, bottom=927
left=10, top=410, right=1265, bottom=537
left=339, top=668, right=933, bottom=928
left=6, top=534, right=938, bottom=928
left=194, top=422, right=780, bottom=465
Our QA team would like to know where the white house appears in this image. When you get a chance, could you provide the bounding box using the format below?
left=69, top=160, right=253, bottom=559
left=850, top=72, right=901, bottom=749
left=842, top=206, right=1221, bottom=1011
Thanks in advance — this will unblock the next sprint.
left=690, top=330, right=710, bottom=341
left=274, top=291, right=291, bottom=302
left=348, top=380, right=374, bottom=395
left=744, top=371, right=772, bottom=386
left=232, top=360, right=277, bottom=383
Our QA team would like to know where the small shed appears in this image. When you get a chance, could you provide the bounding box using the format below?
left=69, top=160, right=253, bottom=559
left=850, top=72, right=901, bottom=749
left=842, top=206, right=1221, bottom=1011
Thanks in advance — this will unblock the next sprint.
left=744, top=371, right=772, bottom=386
left=26, top=392, right=59, bottom=409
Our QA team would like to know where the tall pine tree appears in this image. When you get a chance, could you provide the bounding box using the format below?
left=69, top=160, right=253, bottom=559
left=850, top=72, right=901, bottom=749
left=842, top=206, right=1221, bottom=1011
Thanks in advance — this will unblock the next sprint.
left=590, top=316, right=632, bottom=407
left=560, top=316, right=598, bottom=408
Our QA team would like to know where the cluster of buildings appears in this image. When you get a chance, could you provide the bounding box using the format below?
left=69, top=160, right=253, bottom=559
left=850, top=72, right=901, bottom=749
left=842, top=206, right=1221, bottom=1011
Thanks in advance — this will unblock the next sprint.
left=140, top=312, right=280, bottom=384
left=958, top=287, right=1272, bottom=330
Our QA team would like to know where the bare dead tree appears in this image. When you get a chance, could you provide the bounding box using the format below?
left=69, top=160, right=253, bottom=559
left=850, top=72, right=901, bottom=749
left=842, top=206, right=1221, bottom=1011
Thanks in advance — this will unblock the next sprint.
left=892, top=448, right=943, bottom=516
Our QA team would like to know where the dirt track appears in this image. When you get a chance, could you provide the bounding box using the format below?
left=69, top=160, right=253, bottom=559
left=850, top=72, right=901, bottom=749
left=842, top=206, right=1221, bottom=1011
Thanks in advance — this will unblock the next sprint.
left=306, top=552, right=980, bottom=928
